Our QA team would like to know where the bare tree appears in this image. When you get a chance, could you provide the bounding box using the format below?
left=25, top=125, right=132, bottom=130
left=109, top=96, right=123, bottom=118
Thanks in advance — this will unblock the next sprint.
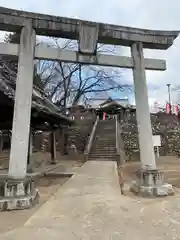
left=1, top=33, right=132, bottom=110
left=38, top=38, right=132, bottom=111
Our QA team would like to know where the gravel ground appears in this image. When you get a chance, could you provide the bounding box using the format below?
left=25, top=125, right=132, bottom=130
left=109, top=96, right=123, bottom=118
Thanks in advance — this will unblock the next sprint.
left=0, top=159, right=84, bottom=234
left=0, top=176, right=69, bottom=233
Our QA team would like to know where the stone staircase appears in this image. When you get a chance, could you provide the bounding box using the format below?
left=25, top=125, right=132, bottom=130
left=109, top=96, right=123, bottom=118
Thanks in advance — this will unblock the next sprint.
left=88, top=119, right=117, bottom=161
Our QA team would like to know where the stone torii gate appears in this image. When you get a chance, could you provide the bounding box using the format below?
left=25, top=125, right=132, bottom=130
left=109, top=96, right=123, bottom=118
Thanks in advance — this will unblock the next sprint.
left=0, top=7, right=178, bottom=209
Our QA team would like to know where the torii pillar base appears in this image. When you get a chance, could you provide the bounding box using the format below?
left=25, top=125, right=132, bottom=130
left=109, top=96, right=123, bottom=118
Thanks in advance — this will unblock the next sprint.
left=0, top=176, right=39, bottom=211
left=130, top=169, right=174, bottom=197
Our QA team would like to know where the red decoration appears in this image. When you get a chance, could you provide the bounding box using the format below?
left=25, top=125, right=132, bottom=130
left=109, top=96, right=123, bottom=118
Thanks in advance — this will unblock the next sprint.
left=166, top=103, right=170, bottom=114
left=175, top=105, right=179, bottom=115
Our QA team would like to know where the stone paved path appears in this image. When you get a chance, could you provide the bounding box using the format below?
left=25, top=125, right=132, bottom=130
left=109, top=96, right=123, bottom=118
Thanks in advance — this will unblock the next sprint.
left=1, top=161, right=180, bottom=239
left=0, top=160, right=82, bottom=233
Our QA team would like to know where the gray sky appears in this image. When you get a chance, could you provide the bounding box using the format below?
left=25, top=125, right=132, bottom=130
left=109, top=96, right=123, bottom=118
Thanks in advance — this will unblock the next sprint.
left=0, top=0, right=180, bottom=106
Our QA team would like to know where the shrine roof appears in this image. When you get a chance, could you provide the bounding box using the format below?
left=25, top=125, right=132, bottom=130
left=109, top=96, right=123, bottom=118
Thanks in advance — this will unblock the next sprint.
left=96, top=100, right=136, bottom=113
left=0, top=77, right=73, bottom=129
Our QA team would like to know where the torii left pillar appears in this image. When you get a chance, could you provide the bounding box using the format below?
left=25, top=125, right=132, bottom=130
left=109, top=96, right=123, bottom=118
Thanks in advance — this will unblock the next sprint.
left=0, top=22, right=39, bottom=210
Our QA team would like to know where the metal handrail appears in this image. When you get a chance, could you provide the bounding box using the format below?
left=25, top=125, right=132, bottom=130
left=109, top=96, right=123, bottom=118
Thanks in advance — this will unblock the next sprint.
left=116, top=115, right=125, bottom=164
left=84, top=115, right=99, bottom=156
left=116, top=115, right=120, bottom=154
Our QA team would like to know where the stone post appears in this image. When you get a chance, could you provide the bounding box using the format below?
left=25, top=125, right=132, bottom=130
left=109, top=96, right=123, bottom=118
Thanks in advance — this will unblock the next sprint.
left=130, top=42, right=173, bottom=197
left=58, top=127, right=64, bottom=156
left=27, top=130, right=34, bottom=173
left=0, top=22, right=39, bottom=211
left=0, top=132, right=3, bottom=153
left=51, top=129, right=57, bottom=164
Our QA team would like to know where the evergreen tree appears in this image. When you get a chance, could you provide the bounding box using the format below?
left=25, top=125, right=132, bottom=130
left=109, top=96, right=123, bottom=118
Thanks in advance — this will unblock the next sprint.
left=1, top=32, right=44, bottom=90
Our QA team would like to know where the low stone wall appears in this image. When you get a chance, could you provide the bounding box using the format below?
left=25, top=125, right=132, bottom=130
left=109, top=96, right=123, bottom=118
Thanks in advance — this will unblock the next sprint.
left=31, top=151, right=51, bottom=168
left=33, top=120, right=95, bottom=156
left=0, top=150, right=52, bottom=169
left=0, top=127, right=87, bottom=170
left=121, top=112, right=180, bottom=161
left=67, top=119, right=95, bottom=153
left=33, top=132, right=51, bottom=152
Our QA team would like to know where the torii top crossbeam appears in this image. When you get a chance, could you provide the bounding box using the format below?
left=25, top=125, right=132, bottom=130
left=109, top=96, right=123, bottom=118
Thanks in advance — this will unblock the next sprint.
left=0, top=6, right=179, bottom=50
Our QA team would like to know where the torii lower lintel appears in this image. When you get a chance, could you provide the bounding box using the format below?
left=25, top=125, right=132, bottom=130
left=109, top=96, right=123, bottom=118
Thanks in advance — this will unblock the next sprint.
left=0, top=42, right=166, bottom=71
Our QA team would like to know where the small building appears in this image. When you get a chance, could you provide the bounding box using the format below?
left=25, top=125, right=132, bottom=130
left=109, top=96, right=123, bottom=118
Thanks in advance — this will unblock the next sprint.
left=66, top=105, right=96, bottom=121
left=95, top=98, right=136, bottom=120
left=0, top=78, right=73, bottom=131
left=0, top=77, right=73, bottom=167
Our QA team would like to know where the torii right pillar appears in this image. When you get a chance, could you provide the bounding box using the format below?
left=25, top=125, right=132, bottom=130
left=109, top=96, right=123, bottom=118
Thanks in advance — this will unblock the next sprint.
left=130, top=42, right=174, bottom=197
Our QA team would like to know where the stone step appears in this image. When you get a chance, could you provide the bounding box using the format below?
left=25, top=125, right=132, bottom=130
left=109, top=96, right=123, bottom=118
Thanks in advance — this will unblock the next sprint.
left=98, top=122, right=115, bottom=124
left=92, top=143, right=116, bottom=146
left=98, top=125, right=116, bottom=129
left=97, top=125, right=116, bottom=130
left=97, top=124, right=115, bottom=127
left=93, top=140, right=116, bottom=142
left=94, top=139, right=116, bottom=144
left=88, top=154, right=117, bottom=158
left=92, top=149, right=116, bottom=152
left=91, top=146, right=116, bottom=149
left=88, top=159, right=117, bottom=161
left=96, top=132, right=116, bottom=134
left=95, top=133, right=115, bottom=136
left=94, top=142, right=116, bottom=144
left=94, top=138, right=116, bottom=141
left=88, top=155, right=117, bottom=157
left=89, top=151, right=117, bottom=154
left=97, top=125, right=115, bottom=127
left=91, top=151, right=117, bottom=153
left=91, top=155, right=117, bottom=157
left=95, top=135, right=115, bottom=137
left=98, top=119, right=116, bottom=124
left=91, top=153, right=117, bottom=155
left=88, top=153, right=117, bottom=156
left=94, top=140, right=116, bottom=142
left=97, top=124, right=116, bottom=126
left=91, top=147, right=116, bottom=150
left=93, top=144, right=116, bottom=147
left=96, top=128, right=116, bottom=131
left=88, top=157, right=117, bottom=160
left=96, top=131, right=116, bottom=133
left=89, top=152, right=117, bottom=155
left=88, top=156, right=117, bottom=160
left=91, top=146, right=116, bottom=148
left=96, top=126, right=116, bottom=128
left=90, top=153, right=117, bottom=156
left=95, top=137, right=116, bottom=139
left=92, top=146, right=116, bottom=149
left=96, top=128, right=116, bottom=130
